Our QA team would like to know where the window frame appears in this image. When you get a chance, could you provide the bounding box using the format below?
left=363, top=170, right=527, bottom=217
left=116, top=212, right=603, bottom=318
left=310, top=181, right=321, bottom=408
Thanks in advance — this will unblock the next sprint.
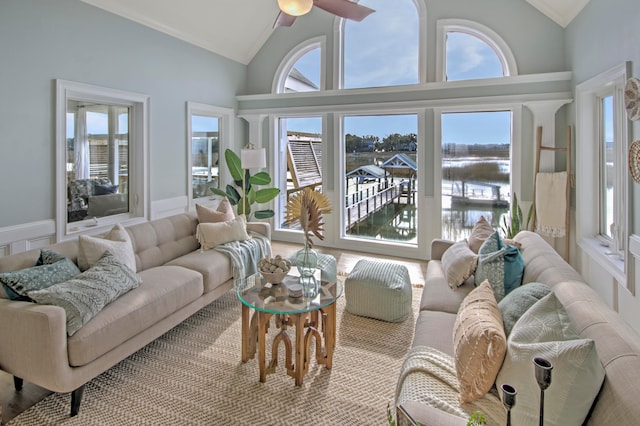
left=186, top=102, right=233, bottom=206
left=55, top=79, right=150, bottom=240
left=576, top=63, right=630, bottom=285
left=272, top=37, right=326, bottom=94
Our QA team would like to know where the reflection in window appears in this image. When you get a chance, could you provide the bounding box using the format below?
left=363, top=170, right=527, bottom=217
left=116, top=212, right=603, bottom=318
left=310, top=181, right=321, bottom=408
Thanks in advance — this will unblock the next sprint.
left=445, top=32, right=504, bottom=81
left=441, top=111, right=511, bottom=241
left=66, top=101, right=129, bottom=223
left=343, top=0, right=419, bottom=89
left=191, top=115, right=220, bottom=199
left=600, top=95, right=614, bottom=239
left=284, top=48, right=320, bottom=93
left=343, top=114, right=418, bottom=244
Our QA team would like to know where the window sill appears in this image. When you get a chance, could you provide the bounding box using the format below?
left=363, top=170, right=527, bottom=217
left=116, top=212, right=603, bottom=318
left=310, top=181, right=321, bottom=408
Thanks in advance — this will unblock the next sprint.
left=578, top=236, right=626, bottom=285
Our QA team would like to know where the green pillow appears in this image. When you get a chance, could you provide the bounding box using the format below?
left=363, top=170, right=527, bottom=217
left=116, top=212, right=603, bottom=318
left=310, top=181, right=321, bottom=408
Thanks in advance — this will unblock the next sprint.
left=28, top=250, right=142, bottom=336
left=475, top=231, right=524, bottom=301
left=0, top=250, right=81, bottom=300
left=496, top=293, right=605, bottom=425
left=498, top=282, right=551, bottom=336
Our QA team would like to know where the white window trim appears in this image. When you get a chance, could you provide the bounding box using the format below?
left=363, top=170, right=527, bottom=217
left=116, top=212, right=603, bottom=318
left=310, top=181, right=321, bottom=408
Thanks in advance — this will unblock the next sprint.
left=333, top=0, right=426, bottom=90
left=576, top=62, right=630, bottom=285
left=436, top=18, right=518, bottom=82
left=55, top=79, right=150, bottom=241
left=186, top=102, right=234, bottom=207
left=272, top=36, right=326, bottom=94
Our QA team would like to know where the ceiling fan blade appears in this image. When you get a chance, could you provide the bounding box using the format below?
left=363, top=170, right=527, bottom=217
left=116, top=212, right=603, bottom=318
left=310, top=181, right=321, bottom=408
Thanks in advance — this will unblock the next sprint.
left=313, top=0, right=375, bottom=22
left=274, top=11, right=297, bottom=28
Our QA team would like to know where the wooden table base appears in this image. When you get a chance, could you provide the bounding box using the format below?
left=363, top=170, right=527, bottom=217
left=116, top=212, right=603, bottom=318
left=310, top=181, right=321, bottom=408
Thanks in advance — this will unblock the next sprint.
left=241, top=302, right=337, bottom=386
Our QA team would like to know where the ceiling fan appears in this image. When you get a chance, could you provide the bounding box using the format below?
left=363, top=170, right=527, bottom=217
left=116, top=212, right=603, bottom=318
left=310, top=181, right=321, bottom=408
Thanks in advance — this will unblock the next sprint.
left=274, top=0, right=375, bottom=28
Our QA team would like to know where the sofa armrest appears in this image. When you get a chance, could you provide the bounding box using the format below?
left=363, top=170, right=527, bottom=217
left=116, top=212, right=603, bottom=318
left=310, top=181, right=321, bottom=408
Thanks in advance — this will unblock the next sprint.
left=397, top=401, right=467, bottom=426
left=0, top=299, right=73, bottom=391
left=430, top=239, right=455, bottom=261
left=246, top=221, right=271, bottom=240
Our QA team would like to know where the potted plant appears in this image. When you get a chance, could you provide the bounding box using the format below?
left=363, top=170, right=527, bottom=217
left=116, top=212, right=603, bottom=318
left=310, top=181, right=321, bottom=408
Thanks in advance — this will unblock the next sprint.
left=210, top=148, right=280, bottom=219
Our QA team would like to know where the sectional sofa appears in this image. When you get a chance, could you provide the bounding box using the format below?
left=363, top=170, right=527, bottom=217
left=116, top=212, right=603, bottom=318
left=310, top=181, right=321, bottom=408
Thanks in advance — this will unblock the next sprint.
left=396, top=231, right=640, bottom=425
left=0, top=212, right=270, bottom=416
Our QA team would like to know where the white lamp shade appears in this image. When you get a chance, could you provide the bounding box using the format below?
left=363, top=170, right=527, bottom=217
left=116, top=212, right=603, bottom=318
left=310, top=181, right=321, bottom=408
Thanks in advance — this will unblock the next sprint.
left=277, top=0, right=313, bottom=16
left=241, top=147, right=266, bottom=169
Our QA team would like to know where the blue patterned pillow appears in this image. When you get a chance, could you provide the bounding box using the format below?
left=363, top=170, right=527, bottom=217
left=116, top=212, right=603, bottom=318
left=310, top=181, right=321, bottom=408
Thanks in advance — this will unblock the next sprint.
left=28, top=250, right=142, bottom=336
left=0, top=250, right=81, bottom=300
left=475, top=231, right=524, bottom=301
left=498, top=282, right=551, bottom=336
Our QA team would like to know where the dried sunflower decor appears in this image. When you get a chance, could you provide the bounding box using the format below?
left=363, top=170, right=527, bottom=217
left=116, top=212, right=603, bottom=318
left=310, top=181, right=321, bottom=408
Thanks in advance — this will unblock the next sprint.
left=284, top=188, right=332, bottom=279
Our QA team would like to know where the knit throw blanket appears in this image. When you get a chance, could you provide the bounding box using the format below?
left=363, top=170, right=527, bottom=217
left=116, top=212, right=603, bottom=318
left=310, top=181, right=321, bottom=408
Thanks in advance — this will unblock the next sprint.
left=395, top=346, right=505, bottom=424
left=535, top=171, right=568, bottom=237
left=214, top=231, right=272, bottom=287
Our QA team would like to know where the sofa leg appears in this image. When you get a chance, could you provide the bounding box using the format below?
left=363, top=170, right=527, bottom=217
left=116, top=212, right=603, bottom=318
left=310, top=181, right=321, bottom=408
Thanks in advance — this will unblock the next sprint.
left=13, top=376, right=23, bottom=391
left=70, top=386, right=84, bottom=417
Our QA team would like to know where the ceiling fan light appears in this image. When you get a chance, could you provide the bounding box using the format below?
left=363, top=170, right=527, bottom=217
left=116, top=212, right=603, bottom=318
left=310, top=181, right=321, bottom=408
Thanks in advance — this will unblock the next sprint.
left=277, top=0, right=313, bottom=17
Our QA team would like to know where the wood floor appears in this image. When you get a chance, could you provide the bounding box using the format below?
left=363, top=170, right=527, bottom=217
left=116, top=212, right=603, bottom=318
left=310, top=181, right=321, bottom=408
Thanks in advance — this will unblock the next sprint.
left=0, top=241, right=427, bottom=424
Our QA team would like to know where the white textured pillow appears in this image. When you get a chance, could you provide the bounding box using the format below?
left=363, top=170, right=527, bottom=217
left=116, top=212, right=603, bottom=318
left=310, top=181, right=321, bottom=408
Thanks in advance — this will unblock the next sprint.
left=496, top=292, right=605, bottom=425
left=78, top=224, right=137, bottom=273
left=441, top=239, right=478, bottom=288
left=196, top=215, right=249, bottom=250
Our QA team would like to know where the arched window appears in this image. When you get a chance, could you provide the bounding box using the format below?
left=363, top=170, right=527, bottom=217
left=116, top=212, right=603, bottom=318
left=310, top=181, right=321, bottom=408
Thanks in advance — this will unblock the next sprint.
left=436, top=19, right=517, bottom=81
left=341, top=0, right=422, bottom=89
left=273, top=37, right=324, bottom=94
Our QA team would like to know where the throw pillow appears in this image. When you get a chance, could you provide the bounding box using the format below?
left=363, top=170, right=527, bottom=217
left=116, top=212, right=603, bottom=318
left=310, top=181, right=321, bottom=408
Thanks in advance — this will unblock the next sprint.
left=196, top=198, right=235, bottom=223
left=93, top=184, right=118, bottom=195
left=28, top=250, right=142, bottom=336
left=196, top=215, right=249, bottom=250
left=36, top=249, right=69, bottom=266
left=441, top=240, right=478, bottom=288
left=498, top=282, right=551, bottom=336
left=78, top=223, right=136, bottom=273
left=0, top=253, right=81, bottom=300
left=468, top=216, right=494, bottom=253
left=453, top=280, right=507, bottom=403
left=475, top=231, right=524, bottom=302
left=496, top=292, right=605, bottom=425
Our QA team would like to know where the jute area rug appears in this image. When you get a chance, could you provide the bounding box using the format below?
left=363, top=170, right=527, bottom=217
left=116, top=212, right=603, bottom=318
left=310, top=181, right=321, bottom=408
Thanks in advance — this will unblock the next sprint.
left=9, top=282, right=422, bottom=425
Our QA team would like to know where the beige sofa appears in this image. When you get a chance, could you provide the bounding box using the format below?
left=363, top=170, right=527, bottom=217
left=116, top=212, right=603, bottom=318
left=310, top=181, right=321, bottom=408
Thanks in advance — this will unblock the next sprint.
left=0, top=212, right=270, bottom=416
left=397, top=231, right=640, bottom=425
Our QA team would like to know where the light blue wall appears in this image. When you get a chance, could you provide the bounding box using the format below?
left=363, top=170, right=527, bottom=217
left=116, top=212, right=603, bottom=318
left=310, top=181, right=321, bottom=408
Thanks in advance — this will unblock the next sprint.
left=246, top=0, right=567, bottom=94
left=565, top=0, right=640, bottom=232
left=0, top=0, right=247, bottom=228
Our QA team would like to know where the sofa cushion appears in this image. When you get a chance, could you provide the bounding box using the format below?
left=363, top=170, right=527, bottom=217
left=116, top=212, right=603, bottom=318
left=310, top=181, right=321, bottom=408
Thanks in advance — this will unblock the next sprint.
left=67, top=265, right=203, bottom=366
left=441, top=240, right=478, bottom=288
left=496, top=292, right=605, bottom=426
left=420, top=261, right=474, bottom=314
left=411, top=310, right=458, bottom=356
left=167, top=249, right=233, bottom=294
left=468, top=216, right=494, bottom=253
left=28, top=251, right=142, bottom=336
left=78, top=223, right=136, bottom=273
left=0, top=251, right=81, bottom=300
left=453, top=280, right=507, bottom=403
left=196, top=198, right=234, bottom=223
left=196, top=215, right=249, bottom=250
left=498, top=282, right=551, bottom=336
left=475, top=231, right=524, bottom=301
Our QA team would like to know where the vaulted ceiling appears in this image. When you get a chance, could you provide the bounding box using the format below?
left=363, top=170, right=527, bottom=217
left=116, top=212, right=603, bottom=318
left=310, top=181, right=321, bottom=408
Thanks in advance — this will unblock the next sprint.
left=80, top=0, right=591, bottom=65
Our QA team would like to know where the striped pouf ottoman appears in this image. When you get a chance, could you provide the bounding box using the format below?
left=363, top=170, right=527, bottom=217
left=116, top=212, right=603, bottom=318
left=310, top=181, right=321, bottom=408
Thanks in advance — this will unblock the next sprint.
left=345, top=259, right=412, bottom=322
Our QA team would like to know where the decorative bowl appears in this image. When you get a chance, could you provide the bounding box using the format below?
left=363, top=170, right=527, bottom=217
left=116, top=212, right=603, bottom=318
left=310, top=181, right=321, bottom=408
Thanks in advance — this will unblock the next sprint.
left=260, top=270, right=288, bottom=284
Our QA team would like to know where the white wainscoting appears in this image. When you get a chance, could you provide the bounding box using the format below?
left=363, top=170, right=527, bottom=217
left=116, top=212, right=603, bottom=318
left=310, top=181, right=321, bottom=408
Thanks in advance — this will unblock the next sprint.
left=0, top=196, right=191, bottom=258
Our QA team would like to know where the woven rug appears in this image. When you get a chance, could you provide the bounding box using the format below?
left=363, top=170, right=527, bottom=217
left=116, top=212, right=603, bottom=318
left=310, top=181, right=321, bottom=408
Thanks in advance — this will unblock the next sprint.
left=9, top=282, right=422, bottom=425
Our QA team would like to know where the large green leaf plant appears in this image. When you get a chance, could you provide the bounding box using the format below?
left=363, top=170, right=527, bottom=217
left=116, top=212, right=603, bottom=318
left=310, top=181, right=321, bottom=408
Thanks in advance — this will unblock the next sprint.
left=210, top=148, right=280, bottom=220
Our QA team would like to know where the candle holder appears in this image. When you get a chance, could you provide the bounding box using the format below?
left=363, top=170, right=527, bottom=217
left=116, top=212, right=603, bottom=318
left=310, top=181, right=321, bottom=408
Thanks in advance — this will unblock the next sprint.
left=501, top=384, right=517, bottom=426
left=533, top=357, right=553, bottom=426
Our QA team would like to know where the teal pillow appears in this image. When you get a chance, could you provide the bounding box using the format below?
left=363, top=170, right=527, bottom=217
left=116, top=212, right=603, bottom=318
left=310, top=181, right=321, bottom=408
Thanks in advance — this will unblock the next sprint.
left=475, top=231, right=524, bottom=301
left=498, top=282, right=551, bottom=336
left=0, top=250, right=81, bottom=300
left=28, top=250, right=142, bottom=336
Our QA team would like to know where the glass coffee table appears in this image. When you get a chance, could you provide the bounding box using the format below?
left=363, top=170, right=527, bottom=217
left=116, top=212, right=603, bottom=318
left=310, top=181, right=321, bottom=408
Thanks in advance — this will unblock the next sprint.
left=237, top=272, right=343, bottom=385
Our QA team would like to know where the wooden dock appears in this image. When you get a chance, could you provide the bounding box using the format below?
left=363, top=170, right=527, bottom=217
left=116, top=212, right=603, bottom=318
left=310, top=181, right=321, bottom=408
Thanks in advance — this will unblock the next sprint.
left=345, top=183, right=403, bottom=231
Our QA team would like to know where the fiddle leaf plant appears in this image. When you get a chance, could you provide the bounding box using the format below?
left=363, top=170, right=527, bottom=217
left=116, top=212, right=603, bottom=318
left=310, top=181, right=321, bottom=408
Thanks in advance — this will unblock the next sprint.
left=209, top=148, right=280, bottom=219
